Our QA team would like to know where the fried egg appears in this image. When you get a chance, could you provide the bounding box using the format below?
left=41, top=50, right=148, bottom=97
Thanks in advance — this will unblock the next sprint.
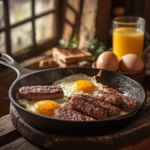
left=17, top=98, right=68, bottom=117
left=52, top=73, right=104, bottom=97
left=17, top=73, right=104, bottom=117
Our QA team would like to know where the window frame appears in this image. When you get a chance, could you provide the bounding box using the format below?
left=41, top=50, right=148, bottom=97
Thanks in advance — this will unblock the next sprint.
left=0, top=0, right=59, bottom=62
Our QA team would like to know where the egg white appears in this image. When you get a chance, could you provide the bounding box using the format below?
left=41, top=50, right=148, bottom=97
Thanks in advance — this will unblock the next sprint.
left=52, top=73, right=104, bottom=98
left=17, top=97, right=68, bottom=116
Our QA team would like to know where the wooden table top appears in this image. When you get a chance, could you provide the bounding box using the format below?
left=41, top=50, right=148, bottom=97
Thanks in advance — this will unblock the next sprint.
left=0, top=76, right=150, bottom=150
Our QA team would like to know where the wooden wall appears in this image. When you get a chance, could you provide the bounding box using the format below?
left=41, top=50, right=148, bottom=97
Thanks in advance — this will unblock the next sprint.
left=78, top=0, right=99, bottom=48
left=61, top=0, right=83, bottom=40
left=61, top=0, right=112, bottom=48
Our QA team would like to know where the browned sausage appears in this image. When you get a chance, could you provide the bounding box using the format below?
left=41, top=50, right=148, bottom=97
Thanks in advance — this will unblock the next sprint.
left=103, top=87, right=118, bottom=94
left=69, top=95, right=107, bottom=120
left=54, top=104, right=96, bottom=121
left=76, top=94, right=121, bottom=117
left=104, top=87, right=138, bottom=112
left=94, top=91, right=122, bottom=106
left=19, top=85, right=63, bottom=100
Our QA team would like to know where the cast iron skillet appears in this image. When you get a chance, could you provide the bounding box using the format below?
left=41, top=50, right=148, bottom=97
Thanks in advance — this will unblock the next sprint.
left=0, top=53, right=147, bottom=135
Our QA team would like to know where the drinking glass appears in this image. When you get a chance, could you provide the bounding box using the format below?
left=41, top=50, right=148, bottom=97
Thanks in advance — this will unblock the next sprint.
left=113, top=16, right=145, bottom=60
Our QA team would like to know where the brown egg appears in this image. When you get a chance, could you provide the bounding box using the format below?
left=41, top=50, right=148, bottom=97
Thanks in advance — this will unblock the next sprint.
left=119, top=54, right=144, bottom=72
left=96, top=51, right=119, bottom=72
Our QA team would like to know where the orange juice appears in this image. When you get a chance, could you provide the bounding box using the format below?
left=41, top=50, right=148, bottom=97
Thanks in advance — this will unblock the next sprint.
left=113, top=27, right=144, bottom=60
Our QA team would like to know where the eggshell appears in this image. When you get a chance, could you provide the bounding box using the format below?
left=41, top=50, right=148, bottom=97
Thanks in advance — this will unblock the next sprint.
left=119, top=54, right=144, bottom=72
left=96, top=51, right=119, bottom=72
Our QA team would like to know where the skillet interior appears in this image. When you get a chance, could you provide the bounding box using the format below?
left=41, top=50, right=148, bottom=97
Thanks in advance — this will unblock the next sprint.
left=10, top=67, right=147, bottom=135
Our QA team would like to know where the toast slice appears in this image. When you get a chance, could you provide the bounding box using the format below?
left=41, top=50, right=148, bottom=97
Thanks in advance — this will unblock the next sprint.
left=54, top=57, right=92, bottom=68
left=39, top=57, right=58, bottom=69
left=53, top=57, right=79, bottom=67
left=52, top=46, right=92, bottom=63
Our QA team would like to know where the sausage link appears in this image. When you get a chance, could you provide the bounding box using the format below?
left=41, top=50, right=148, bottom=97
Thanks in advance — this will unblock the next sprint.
left=76, top=94, right=121, bottom=117
left=19, top=85, right=63, bottom=100
left=94, top=91, right=122, bottom=106
left=54, top=104, right=96, bottom=121
left=69, top=95, right=107, bottom=120
left=104, top=87, right=138, bottom=112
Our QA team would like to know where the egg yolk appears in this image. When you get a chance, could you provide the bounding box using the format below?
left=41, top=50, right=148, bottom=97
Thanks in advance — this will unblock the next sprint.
left=33, top=100, right=60, bottom=117
left=71, top=80, right=95, bottom=93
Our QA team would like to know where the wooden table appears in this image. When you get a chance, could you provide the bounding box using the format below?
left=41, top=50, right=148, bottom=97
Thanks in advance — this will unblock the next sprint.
left=0, top=76, right=150, bottom=150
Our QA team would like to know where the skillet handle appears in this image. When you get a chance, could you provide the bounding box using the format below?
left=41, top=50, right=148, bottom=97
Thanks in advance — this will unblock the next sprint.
left=0, top=52, right=38, bottom=79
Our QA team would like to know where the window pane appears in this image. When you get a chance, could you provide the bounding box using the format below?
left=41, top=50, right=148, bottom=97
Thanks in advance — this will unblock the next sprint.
left=9, top=0, right=31, bottom=24
left=0, top=1, right=4, bottom=28
left=11, top=22, right=32, bottom=54
left=0, top=32, right=6, bottom=52
left=35, top=14, right=55, bottom=42
left=35, top=0, right=55, bottom=15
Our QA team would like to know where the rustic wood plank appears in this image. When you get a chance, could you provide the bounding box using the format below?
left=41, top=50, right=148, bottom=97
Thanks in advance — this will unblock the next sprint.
left=79, top=0, right=99, bottom=48
left=73, top=0, right=83, bottom=37
left=0, top=73, right=17, bottom=117
left=124, top=0, right=134, bottom=15
left=132, top=0, right=145, bottom=18
left=0, top=137, right=51, bottom=150
left=10, top=103, right=21, bottom=128
left=119, top=136, right=150, bottom=150
left=95, top=0, right=112, bottom=45
left=0, top=115, right=16, bottom=136
left=3, top=0, right=11, bottom=55
left=144, top=0, right=150, bottom=48
left=61, top=0, right=83, bottom=40
left=58, top=0, right=66, bottom=39
left=0, top=115, right=21, bottom=147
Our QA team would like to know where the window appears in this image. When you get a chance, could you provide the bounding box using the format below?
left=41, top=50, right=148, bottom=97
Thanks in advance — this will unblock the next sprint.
left=0, top=0, right=59, bottom=61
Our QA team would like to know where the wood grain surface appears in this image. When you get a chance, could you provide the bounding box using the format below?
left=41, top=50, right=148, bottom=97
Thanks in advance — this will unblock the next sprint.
left=9, top=82, right=150, bottom=150
left=0, top=137, right=50, bottom=150
left=0, top=115, right=21, bottom=147
left=95, top=0, right=112, bottom=45
left=78, top=0, right=99, bottom=48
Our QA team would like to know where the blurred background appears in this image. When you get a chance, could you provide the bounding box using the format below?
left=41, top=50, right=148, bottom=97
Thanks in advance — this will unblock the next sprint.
left=0, top=0, right=150, bottom=117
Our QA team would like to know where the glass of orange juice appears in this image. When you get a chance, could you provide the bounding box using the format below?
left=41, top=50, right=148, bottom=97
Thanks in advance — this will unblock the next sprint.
left=113, top=16, right=145, bottom=60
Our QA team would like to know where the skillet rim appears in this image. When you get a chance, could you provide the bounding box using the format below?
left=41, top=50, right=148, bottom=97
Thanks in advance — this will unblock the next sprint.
left=9, top=67, right=147, bottom=123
